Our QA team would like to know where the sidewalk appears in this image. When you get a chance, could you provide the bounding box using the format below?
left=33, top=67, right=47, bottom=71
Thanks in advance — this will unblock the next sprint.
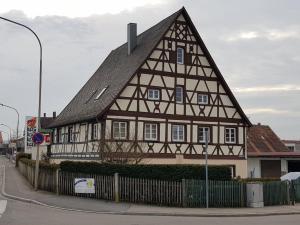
left=1, top=157, right=300, bottom=217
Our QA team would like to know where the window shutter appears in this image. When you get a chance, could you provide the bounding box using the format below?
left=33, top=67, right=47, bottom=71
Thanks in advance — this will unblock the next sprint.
left=185, top=53, right=192, bottom=65
left=169, top=51, right=176, bottom=63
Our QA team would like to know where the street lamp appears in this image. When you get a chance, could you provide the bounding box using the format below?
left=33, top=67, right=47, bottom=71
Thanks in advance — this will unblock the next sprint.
left=0, top=103, right=19, bottom=139
left=0, top=124, right=12, bottom=140
left=0, top=16, right=43, bottom=191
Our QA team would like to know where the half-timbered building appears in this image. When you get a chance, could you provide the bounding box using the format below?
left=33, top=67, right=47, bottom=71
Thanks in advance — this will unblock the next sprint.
left=48, top=7, right=251, bottom=177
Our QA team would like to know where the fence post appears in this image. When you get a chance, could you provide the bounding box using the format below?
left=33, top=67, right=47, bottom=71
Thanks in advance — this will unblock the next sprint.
left=56, top=168, right=60, bottom=195
left=182, top=179, right=187, bottom=207
left=114, top=173, right=119, bottom=203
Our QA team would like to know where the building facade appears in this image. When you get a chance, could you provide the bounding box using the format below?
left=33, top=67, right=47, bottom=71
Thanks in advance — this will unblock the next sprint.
left=49, top=8, right=251, bottom=177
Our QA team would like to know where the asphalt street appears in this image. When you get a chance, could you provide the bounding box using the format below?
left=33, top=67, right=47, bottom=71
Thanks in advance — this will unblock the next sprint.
left=0, top=196, right=299, bottom=225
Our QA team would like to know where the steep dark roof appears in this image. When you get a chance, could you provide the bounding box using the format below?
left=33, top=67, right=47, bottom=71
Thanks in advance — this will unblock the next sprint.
left=49, top=7, right=251, bottom=128
left=49, top=8, right=182, bottom=128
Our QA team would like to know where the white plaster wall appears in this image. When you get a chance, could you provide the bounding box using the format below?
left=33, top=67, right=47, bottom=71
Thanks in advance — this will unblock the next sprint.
left=247, top=158, right=261, bottom=178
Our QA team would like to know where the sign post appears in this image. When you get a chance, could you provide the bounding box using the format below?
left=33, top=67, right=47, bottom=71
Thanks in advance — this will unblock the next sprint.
left=205, top=130, right=209, bottom=208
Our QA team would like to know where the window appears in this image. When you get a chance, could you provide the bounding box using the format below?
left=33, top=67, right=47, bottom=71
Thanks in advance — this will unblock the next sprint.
left=177, top=47, right=184, bottom=64
left=113, top=121, right=127, bottom=140
left=148, top=89, right=160, bottom=100
left=198, top=127, right=210, bottom=143
left=56, top=128, right=62, bottom=143
left=95, top=86, right=108, bottom=100
left=198, top=94, right=209, bottom=105
left=172, top=124, right=185, bottom=142
left=91, top=123, right=100, bottom=140
left=287, top=145, right=295, bottom=151
left=225, top=127, right=236, bottom=144
left=144, top=123, right=158, bottom=141
left=175, top=86, right=183, bottom=103
left=68, top=126, right=74, bottom=143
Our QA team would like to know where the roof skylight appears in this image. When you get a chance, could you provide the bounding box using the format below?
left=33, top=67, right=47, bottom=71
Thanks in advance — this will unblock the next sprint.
left=95, top=86, right=108, bottom=100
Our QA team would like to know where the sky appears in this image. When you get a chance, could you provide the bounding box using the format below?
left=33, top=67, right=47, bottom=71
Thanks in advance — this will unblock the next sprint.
left=0, top=0, right=299, bottom=141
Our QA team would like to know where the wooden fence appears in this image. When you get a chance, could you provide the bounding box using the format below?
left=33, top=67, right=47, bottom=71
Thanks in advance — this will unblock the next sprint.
left=17, top=162, right=292, bottom=207
left=18, top=160, right=57, bottom=192
left=59, top=171, right=115, bottom=201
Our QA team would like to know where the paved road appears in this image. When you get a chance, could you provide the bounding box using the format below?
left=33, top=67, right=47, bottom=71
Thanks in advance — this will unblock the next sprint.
left=0, top=197, right=299, bottom=225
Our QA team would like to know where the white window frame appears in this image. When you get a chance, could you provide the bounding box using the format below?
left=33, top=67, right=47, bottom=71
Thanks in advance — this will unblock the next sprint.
left=198, top=127, right=210, bottom=143
left=144, top=123, right=158, bottom=141
left=148, top=89, right=160, bottom=100
left=92, top=123, right=101, bottom=140
left=68, top=126, right=74, bottom=143
left=175, top=86, right=183, bottom=103
left=113, top=121, right=127, bottom=140
left=172, top=124, right=185, bottom=142
left=225, top=127, right=236, bottom=144
left=177, top=47, right=184, bottom=64
left=198, top=94, right=209, bottom=105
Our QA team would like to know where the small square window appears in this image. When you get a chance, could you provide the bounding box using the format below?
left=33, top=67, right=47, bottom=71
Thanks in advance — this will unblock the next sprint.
left=177, top=48, right=184, bottom=64
left=189, top=45, right=194, bottom=52
left=144, top=123, right=158, bottom=141
left=113, top=122, right=127, bottom=140
left=198, top=127, right=210, bottom=143
left=172, top=124, right=185, bottom=142
left=148, top=89, right=160, bottom=100
left=198, top=94, right=209, bottom=105
left=225, top=128, right=236, bottom=144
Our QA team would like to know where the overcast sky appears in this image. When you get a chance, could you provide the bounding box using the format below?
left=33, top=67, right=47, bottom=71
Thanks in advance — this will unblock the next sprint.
left=0, top=0, right=299, bottom=140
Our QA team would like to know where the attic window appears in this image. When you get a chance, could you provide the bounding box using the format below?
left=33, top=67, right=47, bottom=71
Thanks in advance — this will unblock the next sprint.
left=95, top=86, right=108, bottom=100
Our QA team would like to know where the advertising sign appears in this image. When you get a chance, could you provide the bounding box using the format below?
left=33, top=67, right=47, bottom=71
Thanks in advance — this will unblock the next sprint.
left=25, top=116, right=37, bottom=152
left=74, top=178, right=95, bottom=194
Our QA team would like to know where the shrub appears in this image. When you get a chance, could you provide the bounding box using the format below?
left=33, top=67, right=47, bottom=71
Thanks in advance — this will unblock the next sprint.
left=60, top=161, right=232, bottom=180
left=19, top=158, right=59, bottom=171
left=237, top=177, right=281, bottom=183
left=16, top=152, right=31, bottom=167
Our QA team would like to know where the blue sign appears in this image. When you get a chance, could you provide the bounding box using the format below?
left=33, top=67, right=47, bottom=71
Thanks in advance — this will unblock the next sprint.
left=32, top=132, right=44, bottom=145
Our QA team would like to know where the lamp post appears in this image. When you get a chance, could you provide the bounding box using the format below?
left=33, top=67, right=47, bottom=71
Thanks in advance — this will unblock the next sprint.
left=0, top=124, right=12, bottom=140
left=0, top=16, right=43, bottom=191
left=0, top=103, right=19, bottom=139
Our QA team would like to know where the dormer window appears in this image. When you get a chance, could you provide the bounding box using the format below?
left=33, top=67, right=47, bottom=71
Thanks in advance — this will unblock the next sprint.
left=198, top=94, right=209, bottom=105
left=148, top=89, right=160, bottom=100
left=95, top=86, right=108, bottom=100
left=177, top=47, right=184, bottom=64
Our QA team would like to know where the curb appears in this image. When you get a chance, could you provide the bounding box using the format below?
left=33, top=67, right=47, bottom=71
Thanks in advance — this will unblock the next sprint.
left=1, top=163, right=300, bottom=217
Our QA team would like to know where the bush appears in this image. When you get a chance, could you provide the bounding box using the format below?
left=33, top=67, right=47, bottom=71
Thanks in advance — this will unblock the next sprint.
left=16, top=152, right=31, bottom=167
left=237, top=177, right=281, bottom=183
left=60, top=161, right=231, bottom=180
left=19, top=158, right=59, bottom=171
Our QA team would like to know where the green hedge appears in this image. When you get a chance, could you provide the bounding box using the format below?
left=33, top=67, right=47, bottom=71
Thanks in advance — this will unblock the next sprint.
left=60, top=161, right=231, bottom=180
left=238, top=177, right=281, bottom=183
left=16, top=152, right=31, bottom=167
left=19, top=158, right=59, bottom=171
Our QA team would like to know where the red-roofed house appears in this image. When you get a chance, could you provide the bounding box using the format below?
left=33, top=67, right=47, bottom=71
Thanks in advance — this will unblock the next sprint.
left=247, top=124, right=300, bottom=178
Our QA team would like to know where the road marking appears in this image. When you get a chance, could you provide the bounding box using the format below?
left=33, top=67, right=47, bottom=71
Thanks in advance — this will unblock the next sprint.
left=0, top=200, right=7, bottom=218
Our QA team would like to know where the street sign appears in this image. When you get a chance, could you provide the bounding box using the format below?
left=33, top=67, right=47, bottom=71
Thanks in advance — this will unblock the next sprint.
left=32, top=132, right=44, bottom=145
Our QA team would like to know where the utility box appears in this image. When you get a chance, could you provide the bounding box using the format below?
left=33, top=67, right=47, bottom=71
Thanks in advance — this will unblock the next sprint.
left=247, top=183, right=264, bottom=208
